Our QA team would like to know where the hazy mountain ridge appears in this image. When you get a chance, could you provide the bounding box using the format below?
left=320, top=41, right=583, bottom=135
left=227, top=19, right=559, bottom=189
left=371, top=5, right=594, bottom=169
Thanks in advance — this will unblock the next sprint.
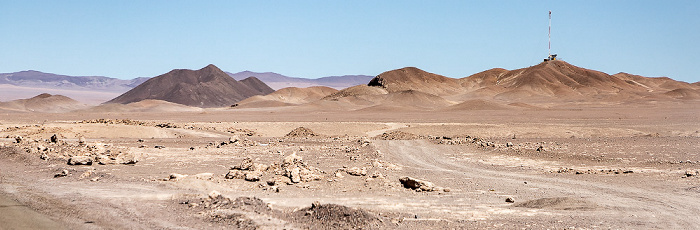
left=227, top=71, right=373, bottom=90
left=0, top=70, right=148, bottom=92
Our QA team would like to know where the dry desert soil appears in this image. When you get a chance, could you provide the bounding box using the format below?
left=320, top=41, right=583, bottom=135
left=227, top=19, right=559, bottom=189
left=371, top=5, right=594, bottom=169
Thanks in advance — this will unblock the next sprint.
left=1, top=101, right=699, bottom=229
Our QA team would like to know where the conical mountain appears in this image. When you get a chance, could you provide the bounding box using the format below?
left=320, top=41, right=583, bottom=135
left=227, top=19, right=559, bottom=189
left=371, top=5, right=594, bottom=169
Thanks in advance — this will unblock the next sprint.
left=107, top=64, right=272, bottom=107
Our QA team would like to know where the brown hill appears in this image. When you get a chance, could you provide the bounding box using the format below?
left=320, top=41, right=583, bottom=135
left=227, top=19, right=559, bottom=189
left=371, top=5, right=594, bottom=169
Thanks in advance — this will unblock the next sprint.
left=368, top=67, right=464, bottom=96
left=0, top=93, right=87, bottom=113
left=457, top=60, right=681, bottom=102
left=84, top=99, right=203, bottom=113
left=612, top=73, right=698, bottom=91
left=236, top=86, right=338, bottom=108
left=322, top=85, right=388, bottom=101
left=458, top=68, right=509, bottom=89
left=106, top=64, right=272, bottom=108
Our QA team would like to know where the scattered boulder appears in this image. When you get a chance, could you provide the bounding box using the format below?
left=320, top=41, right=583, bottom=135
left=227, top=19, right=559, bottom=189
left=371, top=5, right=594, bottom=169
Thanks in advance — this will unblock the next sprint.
left=399, top=176, right=436, bottom=192
left=228, top=135, right=240, bottom=143
left=685, top=170, right=699, bottom=178
left=245, top=171, right=262, bottom=182
left=95, top=152, right=139, bottom=165
left=54, top=169, right=69, bottom=178
left=346, top=167, right=367, bottom=176
left=67, top=156, right=93, bottom=165
left=225, top=170, right=246, bottom=180
left=50, top=134, right=59, bottom=143
left=169, top=173, right=187, bottom=181
left=14, top=136, right=23, bottom=143
left=289, top=167, right=301, bottom=183
left=506, top=197, right=515, bottom=203
left=208, top=190, right=222, bottom=199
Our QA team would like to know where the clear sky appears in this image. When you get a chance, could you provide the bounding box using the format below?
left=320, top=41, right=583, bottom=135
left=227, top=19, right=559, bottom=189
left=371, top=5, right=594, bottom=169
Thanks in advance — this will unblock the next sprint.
left=1, top=1, right=698, bottom=83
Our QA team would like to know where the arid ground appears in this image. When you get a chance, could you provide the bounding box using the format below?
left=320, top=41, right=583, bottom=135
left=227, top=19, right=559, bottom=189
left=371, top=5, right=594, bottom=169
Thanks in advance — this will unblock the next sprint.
left=1, top=101, right=699, bottom=229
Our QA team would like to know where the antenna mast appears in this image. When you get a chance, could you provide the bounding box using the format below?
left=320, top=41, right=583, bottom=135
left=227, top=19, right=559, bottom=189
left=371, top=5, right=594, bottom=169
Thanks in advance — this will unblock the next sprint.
left=544, top=11, right=557, bottom=62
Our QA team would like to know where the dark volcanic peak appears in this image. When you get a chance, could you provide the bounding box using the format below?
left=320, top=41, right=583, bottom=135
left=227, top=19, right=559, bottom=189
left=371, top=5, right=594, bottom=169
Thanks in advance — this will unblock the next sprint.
left=240, top=77, right=275, bottom=95
left=106, top=64, right=272, bottom=108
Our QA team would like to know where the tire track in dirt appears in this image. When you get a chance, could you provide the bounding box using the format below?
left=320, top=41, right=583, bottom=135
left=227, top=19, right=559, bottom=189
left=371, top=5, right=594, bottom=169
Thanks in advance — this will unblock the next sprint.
left=375, top=140, right=700, bottom=229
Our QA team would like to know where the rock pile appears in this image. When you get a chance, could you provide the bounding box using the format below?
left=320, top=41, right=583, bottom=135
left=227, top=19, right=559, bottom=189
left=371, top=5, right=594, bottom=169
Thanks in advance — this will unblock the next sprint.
left=377, top=131, right=418, bottom=140
left=225, top=152, right=323, bottom=185
left=11, top=134, right=140, bottom=166
left=285, top=127, right=319, bottom=138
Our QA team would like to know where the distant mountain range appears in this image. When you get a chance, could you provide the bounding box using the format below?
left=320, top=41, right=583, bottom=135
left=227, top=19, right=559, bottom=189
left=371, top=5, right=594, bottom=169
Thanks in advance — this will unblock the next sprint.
left=0, top=69, right=373, bottom=104
left=226, top=71, right=373, bottom=90
left=0, top=70, right=148, bottom=92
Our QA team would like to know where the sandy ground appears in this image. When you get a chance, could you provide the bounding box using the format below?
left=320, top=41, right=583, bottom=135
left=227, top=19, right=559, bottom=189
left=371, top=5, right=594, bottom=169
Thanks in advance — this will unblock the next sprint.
left=1, top=102, right=699, bottom=229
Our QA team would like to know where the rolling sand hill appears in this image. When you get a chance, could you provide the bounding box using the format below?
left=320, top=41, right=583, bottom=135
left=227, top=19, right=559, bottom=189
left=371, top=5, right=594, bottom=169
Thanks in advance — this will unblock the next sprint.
left=107, top=64, right=273, bottom=108
left=0, top=93, right=87, bottom=113
left=84, top=99, right=203, bottom=113
left=236, top=86, right=338, bottom=108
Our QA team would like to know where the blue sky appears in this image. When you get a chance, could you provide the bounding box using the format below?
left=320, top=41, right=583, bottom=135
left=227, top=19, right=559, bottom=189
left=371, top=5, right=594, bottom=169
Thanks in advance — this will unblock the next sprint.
left=1, top=1, right=698, bottom=83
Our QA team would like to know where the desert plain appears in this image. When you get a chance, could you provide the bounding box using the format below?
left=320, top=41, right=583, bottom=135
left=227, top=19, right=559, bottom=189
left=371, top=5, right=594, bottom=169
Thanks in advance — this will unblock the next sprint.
left=1, top=61, right=700, bottom=229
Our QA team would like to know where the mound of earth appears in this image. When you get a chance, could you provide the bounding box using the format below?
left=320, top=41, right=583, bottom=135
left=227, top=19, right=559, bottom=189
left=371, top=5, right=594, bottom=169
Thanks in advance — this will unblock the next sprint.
left=106, top=64, right=273, bottom=108
left=285, top=127, right=319, bottom=137
left=0, top=93, right=87, bottom=113
left=368, top=67, right=464, bottom=96
left=291, top=202, right=380, bottom=229
left=514, top=197, right=598, bottom=210
left=441, top=99, right=513, bottom=111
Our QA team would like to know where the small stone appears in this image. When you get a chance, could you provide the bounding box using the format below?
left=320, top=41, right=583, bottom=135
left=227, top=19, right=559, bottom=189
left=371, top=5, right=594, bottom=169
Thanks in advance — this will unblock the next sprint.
left=208, top=190, right=222, bottom=199
left=346, top=167, right=367, bottom=176
left=685, top=170, right=699, bottom=177
left=78, top=136, right=86, bottom=145
left=169, top=173, right=187, bottom=181
left=225, top=170, right=245, bottom=179
left=266, top=179, right=276, bottom=186
left=245, top=171, right=262, bottom=182
left=194, top=173, right=214, bottom=180
left=506, top=142, right=514, bottom=147
left=67, top=156, right=93, bottom=165
left=505, top=197, right=515, bottom=203
left=50, top=134, right=58, bottom=143
left=290, top=167, right=301, bottom=183
left=54, top=170, right=69, bottom=178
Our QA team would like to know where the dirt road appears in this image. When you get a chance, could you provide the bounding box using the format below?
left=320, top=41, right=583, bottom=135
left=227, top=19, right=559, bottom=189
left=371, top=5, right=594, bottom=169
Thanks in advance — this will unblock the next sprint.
left=375, top=140, right=700, bottom=229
